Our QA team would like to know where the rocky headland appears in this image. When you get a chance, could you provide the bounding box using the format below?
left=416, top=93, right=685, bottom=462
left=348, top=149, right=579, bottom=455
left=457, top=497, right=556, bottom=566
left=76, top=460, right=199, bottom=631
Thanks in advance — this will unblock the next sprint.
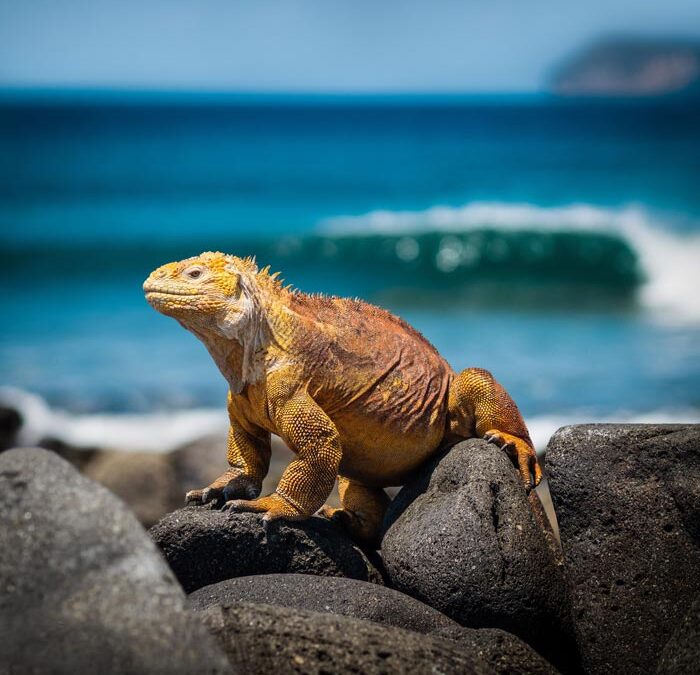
left=550, top=37, right=700, bottom=97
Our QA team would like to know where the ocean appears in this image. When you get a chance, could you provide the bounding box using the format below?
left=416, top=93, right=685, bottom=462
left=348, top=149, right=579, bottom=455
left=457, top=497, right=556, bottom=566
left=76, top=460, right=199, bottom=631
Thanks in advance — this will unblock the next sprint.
left=1, top=93, right=699, bottom=451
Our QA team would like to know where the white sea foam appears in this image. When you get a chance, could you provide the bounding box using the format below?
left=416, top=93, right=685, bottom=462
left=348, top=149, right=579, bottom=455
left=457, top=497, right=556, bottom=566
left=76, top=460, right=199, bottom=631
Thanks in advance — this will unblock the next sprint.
left=321, top=202, right=700, bottom=324
left=526, top=409, right=700, bottom=453
left=2, top=386, right=697, bottom=455
left=0, top=387, right=228, bottom=453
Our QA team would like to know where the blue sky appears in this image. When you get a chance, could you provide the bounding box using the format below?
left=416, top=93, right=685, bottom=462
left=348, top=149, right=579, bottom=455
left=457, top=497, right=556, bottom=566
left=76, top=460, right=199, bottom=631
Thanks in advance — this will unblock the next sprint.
left=1, top=0, right=699, bottom=92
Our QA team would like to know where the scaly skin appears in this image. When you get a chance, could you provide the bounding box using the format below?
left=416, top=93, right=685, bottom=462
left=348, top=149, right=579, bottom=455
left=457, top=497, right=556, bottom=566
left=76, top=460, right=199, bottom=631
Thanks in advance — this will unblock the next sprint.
left=144, top=251, right=541, bottom=545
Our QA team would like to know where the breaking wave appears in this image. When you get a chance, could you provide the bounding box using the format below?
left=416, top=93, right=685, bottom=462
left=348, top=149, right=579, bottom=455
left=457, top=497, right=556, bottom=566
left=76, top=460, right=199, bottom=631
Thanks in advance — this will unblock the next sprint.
left=3, top=201, right=699, bottom=322
left=317, top=202, right=700, bottom=323
left=0, top=387, right=228, bottom=453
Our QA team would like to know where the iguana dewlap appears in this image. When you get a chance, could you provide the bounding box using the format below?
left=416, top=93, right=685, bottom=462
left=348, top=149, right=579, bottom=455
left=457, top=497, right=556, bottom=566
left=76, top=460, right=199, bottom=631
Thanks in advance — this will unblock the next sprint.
left=144, top=251, right=541, bottom=544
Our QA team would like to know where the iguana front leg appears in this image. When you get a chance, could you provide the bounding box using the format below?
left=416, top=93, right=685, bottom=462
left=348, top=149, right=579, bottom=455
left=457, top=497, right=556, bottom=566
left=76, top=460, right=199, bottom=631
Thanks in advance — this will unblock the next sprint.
left=186, top=396, right=271, bottom=506
left=449, top=367, right=542, bottom=490
left=223, top=388, right=341, bottom=522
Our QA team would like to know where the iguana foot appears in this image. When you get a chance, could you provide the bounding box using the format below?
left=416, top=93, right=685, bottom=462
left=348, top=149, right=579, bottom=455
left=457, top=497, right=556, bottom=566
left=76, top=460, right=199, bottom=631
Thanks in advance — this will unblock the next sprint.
left=185, top=469, right=260, bottom=507
left=319, top=505, right=382, bottom=548
left=483, top=429, right=542, bottom=491
left=221, top=493, right=305, bottom=522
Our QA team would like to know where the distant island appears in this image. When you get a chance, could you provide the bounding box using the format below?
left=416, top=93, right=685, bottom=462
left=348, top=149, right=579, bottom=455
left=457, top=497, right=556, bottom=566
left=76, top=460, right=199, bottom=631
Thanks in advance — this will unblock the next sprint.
left=550, top=37, right=700, bottom=97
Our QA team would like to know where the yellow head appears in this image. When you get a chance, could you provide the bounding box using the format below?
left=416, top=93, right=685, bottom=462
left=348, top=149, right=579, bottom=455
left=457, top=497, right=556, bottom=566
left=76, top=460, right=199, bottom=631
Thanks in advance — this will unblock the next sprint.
left=143, top=251, right=260, bottom=338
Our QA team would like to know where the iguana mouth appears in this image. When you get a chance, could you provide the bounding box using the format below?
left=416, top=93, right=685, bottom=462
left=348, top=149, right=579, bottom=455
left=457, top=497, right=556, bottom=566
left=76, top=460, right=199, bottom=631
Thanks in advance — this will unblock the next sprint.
left=144, top=286, right=202, bottom=297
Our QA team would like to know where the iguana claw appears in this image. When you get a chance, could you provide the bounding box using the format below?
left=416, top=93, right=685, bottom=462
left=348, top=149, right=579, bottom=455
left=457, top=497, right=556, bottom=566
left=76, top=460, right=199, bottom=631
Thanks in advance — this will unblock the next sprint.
left=185, top=470, right=261, bottom=507
left=185, top=486, right=223, bottom=506
left=483, top=429, right=542, bottom=491
left=221, top=493, right=304, bottom=521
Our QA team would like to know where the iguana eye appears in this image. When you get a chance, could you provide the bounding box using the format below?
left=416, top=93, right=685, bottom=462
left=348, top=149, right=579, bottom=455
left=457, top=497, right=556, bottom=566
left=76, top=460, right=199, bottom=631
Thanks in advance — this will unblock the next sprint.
left=184, top=266, right=204, bottom=280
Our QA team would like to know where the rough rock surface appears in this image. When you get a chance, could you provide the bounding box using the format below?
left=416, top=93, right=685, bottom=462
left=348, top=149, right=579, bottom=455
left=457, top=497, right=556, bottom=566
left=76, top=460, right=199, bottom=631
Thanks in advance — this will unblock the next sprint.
left=189, top=572, right=460, bottom=633
left=655, top=593, right=700, bottom=675
left=381, top=439, right=575, bottom=672
left=83, top=450, right=181, bottom=527
left=191, top=573, right=558, bottom=674
left=547, top=424, right=700, bottom=675
left=0, top=447, right=230, bottom=675
left=8, top=431, right=297, bottom=527
left=436, top=625, right=559, bottom=675
left=199, top=601, right=491, bottom=674
left=151, top=506, right=382, bottom=592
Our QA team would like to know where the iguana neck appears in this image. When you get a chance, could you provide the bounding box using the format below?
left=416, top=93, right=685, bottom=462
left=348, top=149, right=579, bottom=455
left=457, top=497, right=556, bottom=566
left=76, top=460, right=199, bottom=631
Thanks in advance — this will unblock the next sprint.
left=188, top=278, right=300, bottom=393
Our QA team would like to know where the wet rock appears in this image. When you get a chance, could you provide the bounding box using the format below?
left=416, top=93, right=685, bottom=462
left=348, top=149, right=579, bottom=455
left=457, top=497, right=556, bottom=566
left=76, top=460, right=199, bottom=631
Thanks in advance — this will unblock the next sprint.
left=547, top=424, right=700, bottom=675
left=189, top=572, right=459, bottom=633
left=656, top=593, right=700, bottom=675
left=0, top=447, right=230, bottom=675
left=150, top=506, right=382, bottom=593
left=381, top=439, right=575, bottom=672
left=199, top=601, right=491, bottom=674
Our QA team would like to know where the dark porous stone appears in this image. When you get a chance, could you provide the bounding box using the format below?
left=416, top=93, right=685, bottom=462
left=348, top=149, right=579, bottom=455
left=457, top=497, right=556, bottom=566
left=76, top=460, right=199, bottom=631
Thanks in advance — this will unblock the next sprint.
left=547, top=424, right=700, bottom=675
left=191, top=573, right=559, bottom=674
left=150, top=506, right=382, bottom=592
left=381, top=439, right=576, bottom=673
left=0, top=447, right=230, bottom=675
left=656, top=594, right=700, bottom=675
left=189, top=572, right=460, bottom=633
left=436, top=625, right=560, bottom=675
left=199, top=601, right=491, bottom=675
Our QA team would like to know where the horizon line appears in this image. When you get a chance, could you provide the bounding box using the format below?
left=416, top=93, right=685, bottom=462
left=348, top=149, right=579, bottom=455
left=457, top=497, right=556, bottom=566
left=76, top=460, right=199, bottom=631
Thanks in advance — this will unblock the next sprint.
left=1, top=85, right=698, bottom=106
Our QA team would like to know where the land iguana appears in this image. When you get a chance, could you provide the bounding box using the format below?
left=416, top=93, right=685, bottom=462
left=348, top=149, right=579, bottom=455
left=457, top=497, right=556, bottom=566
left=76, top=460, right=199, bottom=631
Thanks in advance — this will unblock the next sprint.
left=144, top=251, right=541, bottom=544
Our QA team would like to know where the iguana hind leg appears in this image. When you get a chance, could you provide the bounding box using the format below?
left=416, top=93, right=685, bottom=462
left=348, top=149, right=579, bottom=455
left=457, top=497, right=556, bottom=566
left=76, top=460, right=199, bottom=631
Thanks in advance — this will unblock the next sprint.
left=448, top=367, right=542, bottom=490
left=320, top=477, right=390, bottom=548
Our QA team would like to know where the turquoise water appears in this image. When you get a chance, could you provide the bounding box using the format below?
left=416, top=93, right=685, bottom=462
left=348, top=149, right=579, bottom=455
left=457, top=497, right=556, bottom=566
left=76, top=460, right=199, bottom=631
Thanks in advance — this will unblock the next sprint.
left=1, top=94, right=698, bottom=444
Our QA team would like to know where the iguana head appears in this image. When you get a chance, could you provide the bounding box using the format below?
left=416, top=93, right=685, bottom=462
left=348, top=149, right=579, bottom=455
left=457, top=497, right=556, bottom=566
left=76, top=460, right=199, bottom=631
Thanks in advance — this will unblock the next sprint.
left=143, top=251, right=262, bottom=339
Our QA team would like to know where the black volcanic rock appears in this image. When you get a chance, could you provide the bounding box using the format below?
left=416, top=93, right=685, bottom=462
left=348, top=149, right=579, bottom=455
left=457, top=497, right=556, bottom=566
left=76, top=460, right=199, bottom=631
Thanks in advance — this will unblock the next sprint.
left=381, top=439, right=576, bottom=672
left=199, top=601, right=492, bottom=675
left=150, top=506, right=382, bottom=593
left=189, top=572, right=460, bottom=633
left=191, top=573, right=559, bottom=674
left=656, top=593, right=700, bottom=675
left=0, top=447, right=230, bottom=675
left=547, top=424, right=700, bottom=675
left=437, top=625, right=560, bottom=675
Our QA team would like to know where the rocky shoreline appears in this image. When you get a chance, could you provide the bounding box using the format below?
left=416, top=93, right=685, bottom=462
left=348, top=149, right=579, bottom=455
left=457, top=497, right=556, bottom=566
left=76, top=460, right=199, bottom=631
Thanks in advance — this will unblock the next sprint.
left=1, top=424, right=698, bottom=673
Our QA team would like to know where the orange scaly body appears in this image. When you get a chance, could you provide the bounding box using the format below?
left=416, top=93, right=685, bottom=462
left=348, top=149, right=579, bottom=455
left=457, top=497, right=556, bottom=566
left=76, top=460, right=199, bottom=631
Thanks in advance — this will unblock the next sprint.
left=144, top=251, right=540, bottom=544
